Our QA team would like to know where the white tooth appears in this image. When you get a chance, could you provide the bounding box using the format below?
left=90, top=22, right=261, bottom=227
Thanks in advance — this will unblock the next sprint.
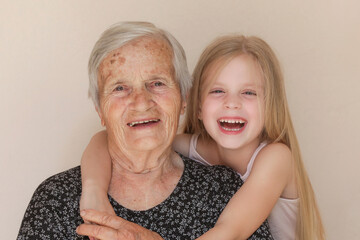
left=129, top=119, right=159, bottom=126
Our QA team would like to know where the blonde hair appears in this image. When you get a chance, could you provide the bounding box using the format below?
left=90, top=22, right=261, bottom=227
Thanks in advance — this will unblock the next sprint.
left=183, top=35, right=325, bottom=239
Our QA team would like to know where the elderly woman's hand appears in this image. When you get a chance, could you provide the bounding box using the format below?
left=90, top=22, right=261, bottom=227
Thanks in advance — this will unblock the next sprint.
left=76, top=209, right=164, bottom=240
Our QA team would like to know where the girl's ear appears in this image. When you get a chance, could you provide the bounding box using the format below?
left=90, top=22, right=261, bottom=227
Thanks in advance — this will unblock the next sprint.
left=95, top=106, right=106, bottom=126
left=198, top=106, right=202, bottom=120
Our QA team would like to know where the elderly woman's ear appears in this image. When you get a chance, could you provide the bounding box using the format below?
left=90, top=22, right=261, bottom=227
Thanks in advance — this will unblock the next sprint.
left=180, top=92, right=190, bottom=115
left=180, top=100, right=187, bottom=115
left=95, top=107, right=106, bottom=127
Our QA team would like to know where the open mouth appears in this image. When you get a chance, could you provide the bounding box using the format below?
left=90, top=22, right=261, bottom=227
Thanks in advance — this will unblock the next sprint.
left=218, top=119, right=246, bottom=131
left=127, top=119, right=160, bottom=127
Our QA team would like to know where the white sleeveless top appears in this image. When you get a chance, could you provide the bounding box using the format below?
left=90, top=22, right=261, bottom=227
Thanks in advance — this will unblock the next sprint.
left=188, top=134, right=298, bottom=240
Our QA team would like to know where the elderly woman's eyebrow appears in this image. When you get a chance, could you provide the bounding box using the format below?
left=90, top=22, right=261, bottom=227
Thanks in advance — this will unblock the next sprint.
left=102, top=79, right=127, bottom=90
left=147, top=75, right=170, bottom=81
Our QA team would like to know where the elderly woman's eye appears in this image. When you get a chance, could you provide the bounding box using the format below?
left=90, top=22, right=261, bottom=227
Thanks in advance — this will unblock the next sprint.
left=153, top=81, right=165, bottom=87
left=114, top=86, right=124, bottom=91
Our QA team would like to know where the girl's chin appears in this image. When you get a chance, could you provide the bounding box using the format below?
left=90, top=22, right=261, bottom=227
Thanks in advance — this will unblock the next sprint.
left=214, top=138, right=245, bottom=150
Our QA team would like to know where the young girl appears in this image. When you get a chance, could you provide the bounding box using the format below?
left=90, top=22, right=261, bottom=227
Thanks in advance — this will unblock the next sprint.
left=80, top=35, right=325, bottom=239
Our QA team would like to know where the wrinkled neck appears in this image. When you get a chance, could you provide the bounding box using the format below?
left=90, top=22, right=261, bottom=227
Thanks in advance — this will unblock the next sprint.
left=108, top=139, right=174, bottom=174
left=108, top=150, right=184, bottom=211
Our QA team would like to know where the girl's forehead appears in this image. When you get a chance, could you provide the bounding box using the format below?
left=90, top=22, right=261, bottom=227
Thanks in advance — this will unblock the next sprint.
left=202, top=54, right=264, bottom=88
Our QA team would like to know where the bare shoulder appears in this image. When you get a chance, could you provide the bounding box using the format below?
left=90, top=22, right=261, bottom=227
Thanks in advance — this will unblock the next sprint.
left=172, top=134, right=192, bottom=157
left=253, top=142, right=297, bottom=198
left=257, top=143, right=292, bottom=163
left=254, top=143, right=292, bottom=174
left=251, top=143, right=292, bottom=184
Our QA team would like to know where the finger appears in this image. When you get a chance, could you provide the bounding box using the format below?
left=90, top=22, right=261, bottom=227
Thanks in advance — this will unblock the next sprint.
left=81, top=217, right=98, bottom=227
left=83, top=219, right=91, bottom=224
left=81, top=221, right=100, bottom=240
left=77, top=223, right=121, bottom=240
left=80, top=209, right=126, bottom=229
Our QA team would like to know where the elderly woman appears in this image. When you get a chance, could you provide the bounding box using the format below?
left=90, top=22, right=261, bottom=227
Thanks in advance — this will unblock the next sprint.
left=17, top=22, right=272, bottom=240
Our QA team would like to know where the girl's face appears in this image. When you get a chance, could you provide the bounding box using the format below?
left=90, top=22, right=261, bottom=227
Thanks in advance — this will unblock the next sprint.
left=199, top=54, right=265, bottom=151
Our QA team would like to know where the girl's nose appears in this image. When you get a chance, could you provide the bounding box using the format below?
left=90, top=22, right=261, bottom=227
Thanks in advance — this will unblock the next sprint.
left=224, top=94, right=242, bottom=109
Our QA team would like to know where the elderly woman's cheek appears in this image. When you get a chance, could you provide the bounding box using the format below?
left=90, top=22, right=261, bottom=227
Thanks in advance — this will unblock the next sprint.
left=164, top=94, right=182, bottom=136
left=100, top=97, right=123, bottom=127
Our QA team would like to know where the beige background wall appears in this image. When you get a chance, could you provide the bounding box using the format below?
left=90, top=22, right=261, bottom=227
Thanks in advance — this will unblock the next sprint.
left=1, top=0, right=359, bottom=239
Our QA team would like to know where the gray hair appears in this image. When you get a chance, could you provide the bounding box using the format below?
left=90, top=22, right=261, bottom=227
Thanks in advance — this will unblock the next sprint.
left=88, top=21, right=192, bottom=109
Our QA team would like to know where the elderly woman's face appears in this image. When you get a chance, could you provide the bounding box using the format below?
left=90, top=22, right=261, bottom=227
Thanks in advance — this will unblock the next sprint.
left=97, top=37, right=185, bottom=154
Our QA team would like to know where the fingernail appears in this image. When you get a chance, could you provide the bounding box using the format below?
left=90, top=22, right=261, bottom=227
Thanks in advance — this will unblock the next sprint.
left=80, top=210, right=86, bottom=216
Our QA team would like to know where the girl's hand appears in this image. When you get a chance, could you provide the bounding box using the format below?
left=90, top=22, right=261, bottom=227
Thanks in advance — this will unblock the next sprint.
left=80, top=185, right=115, bottom=223
left=77, top=209, right=163, bottom=240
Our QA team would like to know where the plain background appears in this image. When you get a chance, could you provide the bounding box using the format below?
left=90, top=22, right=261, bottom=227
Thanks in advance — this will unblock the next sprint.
left=1, top=0, right=359, bottom=239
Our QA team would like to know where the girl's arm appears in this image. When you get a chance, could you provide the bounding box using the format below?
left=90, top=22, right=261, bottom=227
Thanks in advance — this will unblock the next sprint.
left=80, top=130, right=115, bottom=218
left=197, top=143, right=293, bottom=240
left=172, top=133, right=192, bottom=157
left=80, top=132, right=191, bottom=218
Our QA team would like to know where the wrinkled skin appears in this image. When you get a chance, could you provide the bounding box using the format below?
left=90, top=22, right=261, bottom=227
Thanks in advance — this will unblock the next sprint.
left=78, top=37, right=186, bottom=240
left=77, top=210, right=163, bottom=240
left=97, top=36, right=185, bottom=174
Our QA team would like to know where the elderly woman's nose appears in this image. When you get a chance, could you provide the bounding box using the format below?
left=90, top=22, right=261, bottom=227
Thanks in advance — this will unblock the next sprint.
left=131, top=88, right=155, bottom=111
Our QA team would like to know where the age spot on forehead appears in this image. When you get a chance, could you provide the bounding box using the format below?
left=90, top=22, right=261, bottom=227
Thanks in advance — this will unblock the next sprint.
left=109, top=56, right=126, bottom=65
left=139, top=37, right=172, bottom=57
left=109, top=52, right=125, bottom=65
left=98, top=52, right=127, bottom=85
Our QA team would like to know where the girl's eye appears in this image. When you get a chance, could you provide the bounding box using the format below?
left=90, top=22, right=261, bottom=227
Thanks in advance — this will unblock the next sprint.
left=243, top=91, right=257, bottom=96
left=209, top=89, right=224, bottom=94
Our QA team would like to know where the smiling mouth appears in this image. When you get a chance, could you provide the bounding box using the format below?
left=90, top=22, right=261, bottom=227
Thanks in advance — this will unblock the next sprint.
left=218, top=119, right=246, bottom=131
left=127, top=119, right=160, bottom=127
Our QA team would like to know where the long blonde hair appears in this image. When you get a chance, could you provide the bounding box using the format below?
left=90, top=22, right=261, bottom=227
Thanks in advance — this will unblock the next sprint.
left=183, top=35, right=325, bottom=239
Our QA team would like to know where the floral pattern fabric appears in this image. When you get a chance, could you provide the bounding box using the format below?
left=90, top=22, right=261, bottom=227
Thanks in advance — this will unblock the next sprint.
left=17, top=154, right=273, bottom=239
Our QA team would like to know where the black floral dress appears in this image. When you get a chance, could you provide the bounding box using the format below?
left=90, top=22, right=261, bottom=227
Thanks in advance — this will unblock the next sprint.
left=17, top=155, right=273, bottom=239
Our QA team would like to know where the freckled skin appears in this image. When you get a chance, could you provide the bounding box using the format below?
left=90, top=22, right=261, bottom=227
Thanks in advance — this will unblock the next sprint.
left=96, top=36, right=184, bottom=173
